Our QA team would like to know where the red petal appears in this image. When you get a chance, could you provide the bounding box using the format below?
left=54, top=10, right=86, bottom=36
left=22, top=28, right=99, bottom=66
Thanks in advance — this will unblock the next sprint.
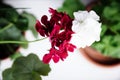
left=41, top=15, right=48, bottom=25
left=67, top=44, right=76, bottom=52
left=52, top=55, right=59, bottom=63
left=35, top=20, right=41, bottom=32
left=42, top=54, right=52, bottom=64
left=49, top=8, right=57, bottom=14
left=35, top=20, right=46, bottom=36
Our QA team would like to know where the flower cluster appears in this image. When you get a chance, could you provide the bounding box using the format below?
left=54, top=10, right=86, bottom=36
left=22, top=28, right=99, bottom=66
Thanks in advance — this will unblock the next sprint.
left=36, top=8, right=101, bottom=64
left=36, top=8, right=76, bottom=63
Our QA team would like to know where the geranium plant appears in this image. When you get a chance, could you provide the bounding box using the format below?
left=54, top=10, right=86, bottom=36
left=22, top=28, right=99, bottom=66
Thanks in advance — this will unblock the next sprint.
left=0, top=1, right=102, bottom=80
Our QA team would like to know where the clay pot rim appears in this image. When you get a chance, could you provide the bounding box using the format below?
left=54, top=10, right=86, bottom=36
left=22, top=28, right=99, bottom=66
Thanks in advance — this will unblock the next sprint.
left=79, top=47, right=120, bottom=68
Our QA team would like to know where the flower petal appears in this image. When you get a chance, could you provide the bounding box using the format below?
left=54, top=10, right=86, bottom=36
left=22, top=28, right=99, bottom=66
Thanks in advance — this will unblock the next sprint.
left=73, top=11, right=89, bottom=21
left=89, top=10, right=100, bottom=21
left=42, top=54, right=52, bottom=64
left=52, top=55, right=59, bottom=63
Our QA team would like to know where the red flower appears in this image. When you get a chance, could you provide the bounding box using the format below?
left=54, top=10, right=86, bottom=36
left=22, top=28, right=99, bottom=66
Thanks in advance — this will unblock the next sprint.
left=58, top=41, right=76, bottom=61
left=35, top=8, right=76, bottom=63
left=43, top=48, right=60, bottom=63
left=43, top=41, right=76, bottom=64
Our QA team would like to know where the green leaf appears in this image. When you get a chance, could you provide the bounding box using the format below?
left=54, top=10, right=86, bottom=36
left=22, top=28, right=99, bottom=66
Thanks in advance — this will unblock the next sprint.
left=0, top=18, right=10, bottom=29
left=2, top=68, right=14, bottom=80
left=2, top=54, right=51, bottom=80
left=21, top=11, right=38, bottom=38
left=111, top=22, right=120, bottom=34
left=92, top=35, right=120, bottom=59
left=0, top=24, right=22, bottom=41
left=100, top=24, right=108, bottom=37
left=0, top=3, right=19, bottom=23
left=15, top=15, right=28, bottom=31
left=103, top=6, right=120, bottom=21
left=110, top=47, right=120, bottom=58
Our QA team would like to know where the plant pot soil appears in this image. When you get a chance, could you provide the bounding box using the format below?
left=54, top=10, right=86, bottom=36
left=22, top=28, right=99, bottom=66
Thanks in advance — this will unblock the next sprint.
left=80, top=47, right=120, bottom=67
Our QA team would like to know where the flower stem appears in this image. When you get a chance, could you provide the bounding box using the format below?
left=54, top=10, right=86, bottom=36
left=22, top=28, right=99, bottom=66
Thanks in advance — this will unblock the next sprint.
left=0, top=38, right=47, bottom=44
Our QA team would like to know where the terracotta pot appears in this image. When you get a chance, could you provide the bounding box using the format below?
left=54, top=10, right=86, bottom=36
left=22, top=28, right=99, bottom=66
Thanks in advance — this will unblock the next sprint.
left=80, top=47, right=120, bottom=67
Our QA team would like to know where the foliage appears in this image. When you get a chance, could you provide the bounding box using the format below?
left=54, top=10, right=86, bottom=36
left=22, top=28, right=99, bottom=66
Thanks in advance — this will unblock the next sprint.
left=0, top=2, right=37, bottom=59
left=2, top=54, right=51, bottom=80
left=91, top=0, right=120, bottom=58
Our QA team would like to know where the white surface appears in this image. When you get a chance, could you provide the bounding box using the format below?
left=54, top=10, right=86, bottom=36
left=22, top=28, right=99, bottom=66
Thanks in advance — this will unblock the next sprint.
left=0, top=0, right=120, bottom=80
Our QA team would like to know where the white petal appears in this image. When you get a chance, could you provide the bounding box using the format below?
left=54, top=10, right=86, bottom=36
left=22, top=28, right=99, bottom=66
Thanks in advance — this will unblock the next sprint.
left=71, top=18, right=101, bottom=48
left=89, top=10, right=100, bottom=21
left=72, top=20, right=85, bottom=33
left=73, top=11, right=89, bottom=21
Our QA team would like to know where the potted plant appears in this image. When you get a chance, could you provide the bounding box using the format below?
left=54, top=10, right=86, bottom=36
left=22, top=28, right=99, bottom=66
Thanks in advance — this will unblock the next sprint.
left=58, top=0, right=120, bottom=66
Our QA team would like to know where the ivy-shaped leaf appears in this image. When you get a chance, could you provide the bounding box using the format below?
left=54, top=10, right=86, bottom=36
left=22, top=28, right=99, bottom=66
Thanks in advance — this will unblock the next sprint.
left=2, top=54, right=51, bottom=80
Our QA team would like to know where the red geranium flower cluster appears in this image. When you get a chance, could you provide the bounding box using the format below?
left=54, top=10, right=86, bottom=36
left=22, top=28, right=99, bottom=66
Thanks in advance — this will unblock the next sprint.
left=36, top=8, right=76, bottom=63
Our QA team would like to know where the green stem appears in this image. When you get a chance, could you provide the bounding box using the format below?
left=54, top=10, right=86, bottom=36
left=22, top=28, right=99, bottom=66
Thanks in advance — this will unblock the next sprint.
left=0, top=38, right=47, bottom=44
left=0, top=23, right=13, bottom=33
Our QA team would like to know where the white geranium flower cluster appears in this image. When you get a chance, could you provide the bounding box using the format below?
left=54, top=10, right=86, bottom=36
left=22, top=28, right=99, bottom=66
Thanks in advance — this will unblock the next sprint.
left=70, top=10, right=102, bottom=48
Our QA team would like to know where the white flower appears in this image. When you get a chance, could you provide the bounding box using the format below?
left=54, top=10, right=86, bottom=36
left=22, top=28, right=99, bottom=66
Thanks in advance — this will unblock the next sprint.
left=70, top=10, right=102, bottom=48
